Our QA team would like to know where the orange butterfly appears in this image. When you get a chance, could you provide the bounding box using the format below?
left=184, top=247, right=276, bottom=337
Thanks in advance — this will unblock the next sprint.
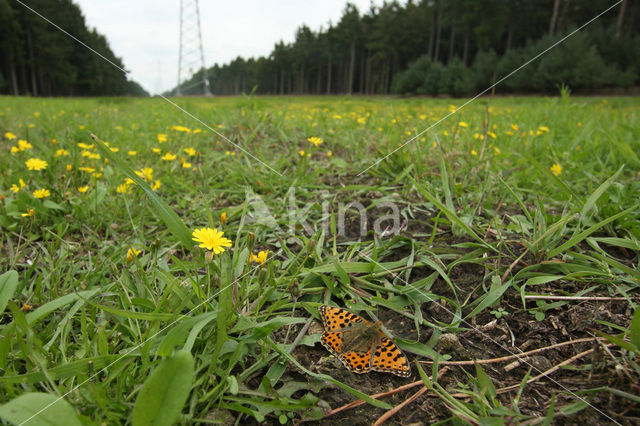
left=318, top=305, right=411, bottom=377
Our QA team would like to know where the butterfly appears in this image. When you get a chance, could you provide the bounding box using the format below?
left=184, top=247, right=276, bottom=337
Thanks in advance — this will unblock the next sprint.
left=318, top=305, right=411, bottom=377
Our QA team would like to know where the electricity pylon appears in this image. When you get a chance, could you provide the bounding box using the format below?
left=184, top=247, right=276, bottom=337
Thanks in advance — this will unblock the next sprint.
left=176, top=0, right=210, bottom=96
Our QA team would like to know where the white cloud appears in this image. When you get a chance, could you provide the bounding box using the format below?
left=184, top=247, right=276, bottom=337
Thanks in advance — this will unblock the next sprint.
left=73, top=0, right=380, bottom=94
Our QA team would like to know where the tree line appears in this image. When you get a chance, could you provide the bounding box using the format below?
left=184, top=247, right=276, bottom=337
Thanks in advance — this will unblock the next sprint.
left=0, top=0, right=146, bottom=97
left=174, top=0, right=638, bottom=96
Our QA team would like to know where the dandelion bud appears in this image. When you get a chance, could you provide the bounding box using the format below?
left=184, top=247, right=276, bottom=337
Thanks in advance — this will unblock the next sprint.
left=247, top=232, right=255, bottom=251
left=289, top=279, right=301, bottom=300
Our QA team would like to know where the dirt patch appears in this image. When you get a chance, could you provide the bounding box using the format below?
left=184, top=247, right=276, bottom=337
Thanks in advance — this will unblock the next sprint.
left=281, top=246, right=639, bottom=424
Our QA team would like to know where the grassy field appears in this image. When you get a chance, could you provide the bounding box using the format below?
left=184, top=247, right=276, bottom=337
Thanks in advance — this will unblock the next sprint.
left=1, top=94, right=639, bottom=424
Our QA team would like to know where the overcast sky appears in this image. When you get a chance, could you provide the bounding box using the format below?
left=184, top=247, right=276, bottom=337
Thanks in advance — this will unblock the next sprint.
left=73, top=0, right=382, bottom=94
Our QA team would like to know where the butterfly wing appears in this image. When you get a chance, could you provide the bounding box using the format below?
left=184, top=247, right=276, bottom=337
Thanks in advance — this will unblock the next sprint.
left=340, top=347, right=374, bottom=374
left=318, top=305, right=367, bottom=332
left=318, top=305, right=409, bottom=376
left=371, top=335, right=411, bottom=377
left=319, top=305, right=363, bottom=356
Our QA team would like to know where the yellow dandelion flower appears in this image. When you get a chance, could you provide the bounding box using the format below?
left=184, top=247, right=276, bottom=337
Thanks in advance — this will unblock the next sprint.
left=134, top=167, right=153, bottom=181
left=10, top=184, right=20, bottom=193
left=307, top=137, right=323, bottom=147
left=33, top=188, right=50, bottom=198
left=220, top=211, right=227, bottom=225
left=252, top=250, right=269, bottom=265
left=151, top=180, right=161, bottom=191
left=5, top=131, right=16, bottom=140
left=77, top=142, right=93, bottom=149
left=327, top=150, right=333, bottom=158
left=22, top=208, right=35, bottom=217
left=79, top=166, right=95, bottom=173
left=550, top=163, right=562, bottom=176
left=55, top=149, right=70, bottom=157
left=116, top=183, right=130, bottom=193
left=18, top=140, right=33, bottom=150
left=192, top=227, right=232, bottom=254
left=126, top=247, right=141, bottom=262
left=494, top=147, right=501, bottom=155
left=471, top=149, right=478, bottom=156
left=193, top=128, right=202, bottom=134
left=78, top=186, right=89, bottom=193
left=539, top=126, right=550, bottom=132
left=26, top=158, right=48, bottom=171
left=157, top=133, right=168, bottom=143
left=66, top=164, right=73, bottom=171
left=110, top=147, right=119, bottom=152
left=459, top=121, right=469, bottom=128
left=171, top=125, right=191, bottom=133
left=10, top=146, right=20, bottom=154
left=128, top=150, right=137, bottom=156
left=298, top=150, right=306, bottom=157
left=182, top=161, right=192, bottom=169
left=152, top=147, right=161, bottom=154
left=162, top=152, right=177, bottom=161
left=184, top=147, right=196, bottom=156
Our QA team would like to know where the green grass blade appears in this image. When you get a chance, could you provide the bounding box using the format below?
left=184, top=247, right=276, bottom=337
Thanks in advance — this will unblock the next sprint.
left=547, top=205, right=637, bottom=259
left=132, top=350, right=194, bottom=426
left=465, top=278, right=513, bottom=320
left=410, top=176, right=496, bottom=252
left=580, top=165, right=624, bottom=218
left=0, top=393, right=82, bottom=426
left=630, top=309, right=640, bottom=351
left=0, top=355, right=129, bottom=384
left=24, top=289, right=101, bottom=326
left=91, top=133, right=193, bottom=249
left=0, top=270, right=19, bottom=315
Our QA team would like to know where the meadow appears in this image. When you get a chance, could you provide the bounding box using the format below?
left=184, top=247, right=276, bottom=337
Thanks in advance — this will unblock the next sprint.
left=1, top=94, right=639, bottom=424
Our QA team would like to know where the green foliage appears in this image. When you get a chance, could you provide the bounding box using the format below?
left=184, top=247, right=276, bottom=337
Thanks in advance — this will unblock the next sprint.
left=0, top=95, right=638, bottom=423
left=0, top=270, right=19, bottom=314
left=132, top=351, right=195, bottom=426
left=391, top=55, right=434, bottom=94
left=471, top=50, right=499, bottom=90
left=531, top=33, right=636, bottom=91
left=0, top=393, right=82, bottom=426
left=173, top=1, right=640, bottom=96
left=392, top=56, right=474, bottom=96
left=0, top=0, right=144, bottom=96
